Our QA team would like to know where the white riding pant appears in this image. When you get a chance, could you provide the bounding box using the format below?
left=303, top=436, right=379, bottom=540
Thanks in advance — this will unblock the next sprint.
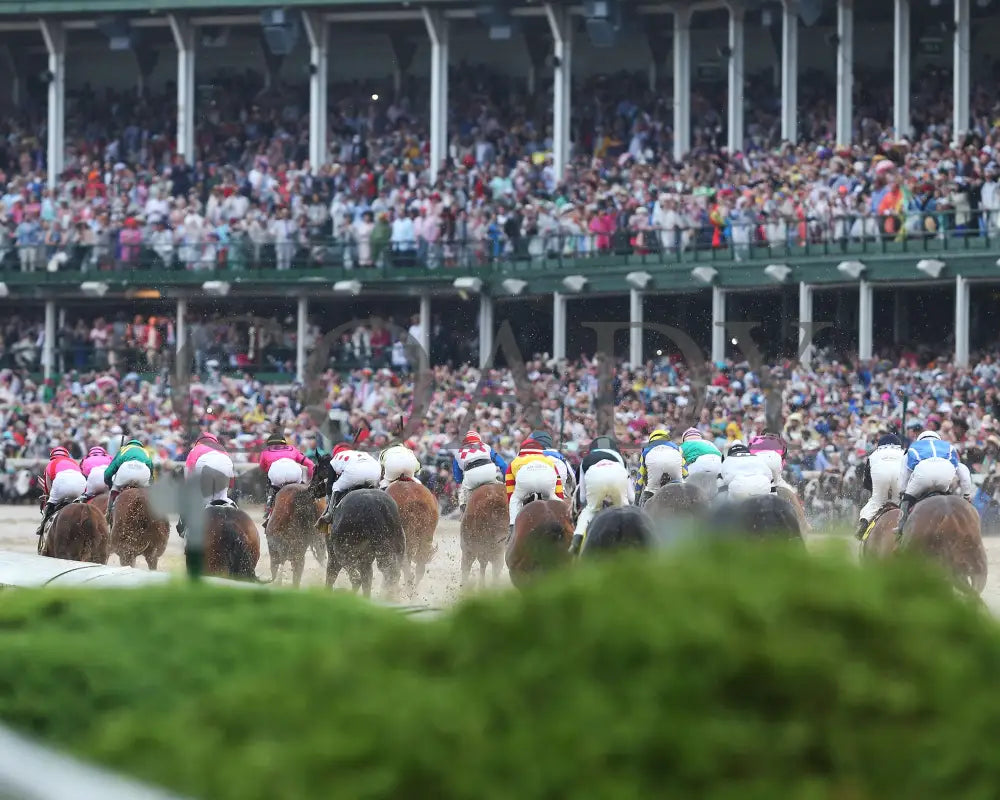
left=85, top=468, right=109, bottom=496
left=380, top=446, right=421, bottom=487
left=508, top=461, right=559, bottom=525
left=268, top=458, right=305, bottom=488
left=458, top=462, right=501, bottom=507
left=859, top=449, right=903, bottom=521
left=195, top=450, right=234, bottom=501
left=111, top=461, right=152, bottom=491
left=643, top=447, right=684, bottom=493
left=727, top=474, right=774, bottom=501
left=48, top=470, right=87, bottom=504
left=752, top=450, right=783, bottom=484
left=331, top=454, right=382, bottom=496
left=900, top=457, right=956, bottom=501
left=686, top=454, right=722, bottom=499
left=574, top=460, right=631, bottom=541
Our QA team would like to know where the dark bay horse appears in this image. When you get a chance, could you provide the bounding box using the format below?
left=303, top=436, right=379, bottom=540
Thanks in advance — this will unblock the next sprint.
left=505, top=499, right=573, bottom=589
left=42, top=503, right=110, bottom=564
left=859, top=504, right=901, bottom=560
left=385, top=478, right=439, bottom=597
left=707, top=493, right=804, bottom=542
left=460, top=483, right=507, bottom=587
left=324, top=488, right=406, bottom=599
left=195, top=504, right=261, bottom=580
left=581, top=506, right=656, bottom=557
left=265, top=483, right=326, bottom=586
left=644, top=483, right=707, bottom=523
left=111, top=487, right=170, bottom=570
left=898, top=494, right=987, bottom=595
left=776, top=484, right=810, bottom=533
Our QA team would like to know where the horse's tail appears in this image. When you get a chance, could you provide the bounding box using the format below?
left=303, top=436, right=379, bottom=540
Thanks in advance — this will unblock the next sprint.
left=218, top=513, right=258, bottom=580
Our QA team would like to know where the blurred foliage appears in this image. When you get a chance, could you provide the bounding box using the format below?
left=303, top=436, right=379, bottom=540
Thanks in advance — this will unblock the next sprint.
left=0, top=544, right=999, bottom=799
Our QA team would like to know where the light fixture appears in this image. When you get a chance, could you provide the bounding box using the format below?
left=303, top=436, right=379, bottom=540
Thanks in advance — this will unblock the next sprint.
left=691, top=266, right=718, bottom=284
left=836, top=260, right=866, bottom=279
left=453, top=277, right=483, bottom=293
left=0, top=282, right=8, bottom=298
left=501, top=278, right=528, bottom=295
left=625, top=270, right=652, bottom=289
left=80, top=281, right=109, bottom=297
left=916, top=258, right=946, bottom=279
left=562, top=275, right=588, bottom=292
left=333, top=280, right=362, bottom=295
left=764, top=264, right=792, bottom=282
left=371, top=93, right=379, bottom=101
left=202, top=281, right=231, bottom=296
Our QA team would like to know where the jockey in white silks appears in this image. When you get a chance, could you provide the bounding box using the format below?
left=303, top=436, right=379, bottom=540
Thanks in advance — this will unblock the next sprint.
left=720, top=441, right=775, bottom=500
left=855, top=433, right=905, bottom=540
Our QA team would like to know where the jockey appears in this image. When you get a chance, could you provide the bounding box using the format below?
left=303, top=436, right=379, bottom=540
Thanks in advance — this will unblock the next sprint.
left=570, top=457, right=634, bottom=556
left=505, top=437, right=565, bottom=540
left=574, top=435, right=626, bottom=512
left=748, top=433, right=790, bottom=490
left=258, top=430, right=315, bottom=529
left=35, top=447, right=87, bottom=540
left=680, top=428, right=723, bottom=499
left=179, top=433, right=235, bottom=536
left=531, top=430, right=573, bottom=494
left=380, top=442, right=422, bottom=488
left=896, top=429, right=962, bottom=535
left=720, top=441, right=774, bottom=500
left=317, top=443, right=382, bottom=524
left=103, top=439, right=154, bottom=525
left=636, top=429, right=684, bottom=503
left=855, top=433, right=905, bottom=540
left=453, top=431, right=507, bottom=514
left=79, top=446, right=112, bottom=500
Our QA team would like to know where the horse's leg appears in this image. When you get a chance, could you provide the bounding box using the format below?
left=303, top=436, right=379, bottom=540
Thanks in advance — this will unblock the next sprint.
left=145, top=552, right=159, bottom=571
left=268, top=541, right=281, bottom=584
left=325, top=554, right=343, bottom=589
left=491, top=554, right=502, bottom=584
left=290, top=548, right=306, bottom=588
left=413, top=557, right=427, bottom=594
left=479, top=558, right=488, bottom=588
left=356, top=560, right=373, bottom=597
left=460, top=548, right=473, bottom=587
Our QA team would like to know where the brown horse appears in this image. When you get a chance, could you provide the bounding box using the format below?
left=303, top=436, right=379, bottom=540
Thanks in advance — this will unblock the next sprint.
left=385, top=478, right=439, bottom=596
left=460, top=483, right=507, bottom=587
left=41, top=503, right=110, bottom=564
left=505, top=499, right=573, bottom=589
left=265, top=484, right=326, bottom=586
left=324, top=488, right=406, bottom=599
left=111, top=487, right=170, bottom=570
left=644, top=483, right=707, bottom=523
left=197, top=504, right=261, bottom=580
left=776, top=484, right=810, bottom=533
left=897, top=495, right=987, bottom=595
left=859, top=504, right=901, bottom=560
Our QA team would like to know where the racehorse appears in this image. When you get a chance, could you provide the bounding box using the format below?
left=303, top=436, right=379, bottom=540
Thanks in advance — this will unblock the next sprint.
left=708, top=493, right=804, bottom=542
left=858, top=503, right=901, bottom=560
left=197, top=503, right=261, bottom=580
left=643, top=483, right=707, bottom=524
left=581, top=506, right=656, bottom=557
left=110, top=487, right=170, bottom=570
left=323, top=488, right=406, bottom=599
left=385, top=478, right=439, bottom=597
left=265, top=484, right=326, bottom=586
left=776, top=484, right=810, bottom=532
left=505, top=498, right=573, bottom=589
left=460, top=483, right=507, bottom=587
left=897, top=494, right=987, bottom=596
left=41, top=503, right=110, bottom=564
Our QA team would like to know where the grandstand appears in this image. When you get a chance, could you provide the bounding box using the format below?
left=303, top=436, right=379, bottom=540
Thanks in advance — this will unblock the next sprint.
left=0, top=0, right=999, bottom=379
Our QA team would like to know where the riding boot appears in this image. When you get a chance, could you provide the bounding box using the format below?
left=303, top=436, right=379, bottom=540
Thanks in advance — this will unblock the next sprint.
left=35, top=503, right=54, bottom=540
left=894, top=494, right=915, bottom=538
left=854, top=518, right=870, bottom=541
left=262, top=487, right=276, bottom=529
left=105, top=490, right=119, bottom=526
left=318, top=492, right=341, bottom=527
left=568, top=533, right=584, bottom=556
left=176, top=515, right=186, bottom=539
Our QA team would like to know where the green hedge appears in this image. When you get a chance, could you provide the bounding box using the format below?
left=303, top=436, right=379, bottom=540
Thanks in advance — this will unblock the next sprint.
left=0, top=544, right=999, bottom=799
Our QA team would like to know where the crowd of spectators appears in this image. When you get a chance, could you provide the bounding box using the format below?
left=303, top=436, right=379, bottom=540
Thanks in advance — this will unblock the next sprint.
left=0, top=65, right=999, bottom=275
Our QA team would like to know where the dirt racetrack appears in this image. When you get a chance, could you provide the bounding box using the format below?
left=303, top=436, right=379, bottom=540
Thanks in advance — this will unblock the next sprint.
left=4, top=503, right=1000, bottom=612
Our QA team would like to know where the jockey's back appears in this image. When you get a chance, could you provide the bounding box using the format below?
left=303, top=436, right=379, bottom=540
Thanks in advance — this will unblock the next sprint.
left=259, top=442, right=315, bottom=478
left=906, top=437, right=959, bottom=470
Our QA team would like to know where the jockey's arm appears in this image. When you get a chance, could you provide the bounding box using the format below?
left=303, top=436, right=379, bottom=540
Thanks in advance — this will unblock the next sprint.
left=491, top=450, right=508, bottom=473
left=451, top=455, right=463, bottom=484
left=898, top=458, right=913, bottom=496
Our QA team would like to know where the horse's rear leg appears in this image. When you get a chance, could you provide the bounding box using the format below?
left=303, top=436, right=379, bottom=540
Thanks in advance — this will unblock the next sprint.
left=413, top=558, right=427, bottom=594
left=310, top=535, right=328, bottom=567
left=460, top=549, right=473, bottom=587
left=268, top=543, right=281, bottom=584
left=357, top=561, right=374, bottom=598
left=290, top=550, right=306, bottom=588
left=145, top=552, right=159, bottom=571
left=325, top=555, right=344, bottom=589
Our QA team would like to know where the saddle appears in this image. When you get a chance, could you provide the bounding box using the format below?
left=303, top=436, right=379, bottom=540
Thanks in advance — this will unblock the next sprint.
left=861, top=502, right=899, bottom=543
left=206, top=498, right=238, bottom=509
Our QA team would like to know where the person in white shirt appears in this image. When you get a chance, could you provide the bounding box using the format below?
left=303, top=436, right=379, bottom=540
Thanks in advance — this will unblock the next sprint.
left=270, top=208, right=296, bottom=270
left=652, top=194, right=681, bottom=252
left=391, top=209, right=415, bottom=267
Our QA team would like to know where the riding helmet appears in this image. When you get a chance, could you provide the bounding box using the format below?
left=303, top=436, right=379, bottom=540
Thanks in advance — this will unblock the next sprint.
left=267, top=430, right=286, bottom=446
left=726, top=442, right=750, bottom=458
left=681, top=427, right=703, bottom=442
left=648, top=429, right=670, bottom=442
left=589, top=435, right=620, bottom=453
left=530, top=430, right=554, bottom=449
left=331, top=442, right=353, bottom=457
left=462, top=431, right=482, bottom=446
left=49, top=446, right=70, bottom=459
left=917, top=430, right=942, bottom=441
left=878, top=433, right=902, bottom=447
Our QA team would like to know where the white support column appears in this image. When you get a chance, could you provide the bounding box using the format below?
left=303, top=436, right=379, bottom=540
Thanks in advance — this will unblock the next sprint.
left=422, top=9, right=448, bottom=183
left=835, top=0, right=853, bottom=146
left=43, top=300, right=56, bottom=380
left=798, top=282, right=814, bottom=367
left=780, top=0, right=798, bottom=142
left=727, top=4, right=745, bottom=153
left=168, top=15, right=196, bottom=165
left=478, top=294, right=494, bottom=368
left=553, top=292, right=567, bottom=363
left=955, top=275, right=970, bottom=367
left=302, top=12, right=328, bottom=172
left=418, top=293, right=431, bottom=361
left=858, top=280, right=873, bottom=362
left=545, top=3, right=572, bottom=181
left=39, top=21, right=65, bottom=188
left=953, top=0, right=970, bottom=139
left=893, top=0, right=910, bottom=138
left=176, top=298, right=187, bottom=356
left=296, top=296, right=307, bottom=383
left=629, top=289, right=643, bottom=368
left=711, top=286, right=726, bottom=364
left=673, top=8, right=692, bottom=161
